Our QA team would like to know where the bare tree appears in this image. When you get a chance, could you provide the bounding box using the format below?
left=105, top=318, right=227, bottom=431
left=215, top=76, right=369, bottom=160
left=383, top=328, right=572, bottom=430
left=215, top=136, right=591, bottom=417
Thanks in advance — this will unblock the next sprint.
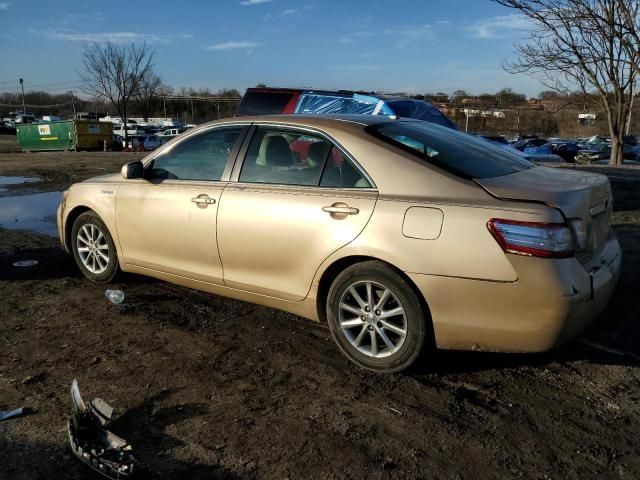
left=134, top=71, right=162, bottom=122
left=494, top=0, right=637, bottom=164
left=81, top=42, right=155, bottom=140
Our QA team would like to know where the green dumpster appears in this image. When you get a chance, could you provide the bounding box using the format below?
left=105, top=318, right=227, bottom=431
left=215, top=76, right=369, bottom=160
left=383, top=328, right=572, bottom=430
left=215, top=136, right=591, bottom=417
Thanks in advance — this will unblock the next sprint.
left=16, top=120, right=113, bottom=152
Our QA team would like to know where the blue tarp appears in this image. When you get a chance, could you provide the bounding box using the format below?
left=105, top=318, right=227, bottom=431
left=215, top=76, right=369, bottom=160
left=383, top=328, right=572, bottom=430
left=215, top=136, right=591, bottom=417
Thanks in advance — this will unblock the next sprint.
left=295, top=92, right=394, bottom=115
left=294, top=92, right=456, bottom=129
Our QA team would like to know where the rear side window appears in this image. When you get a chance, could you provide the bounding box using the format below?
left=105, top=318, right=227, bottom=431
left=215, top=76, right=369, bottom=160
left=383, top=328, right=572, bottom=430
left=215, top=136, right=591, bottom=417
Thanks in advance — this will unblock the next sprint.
left=239, top=127, right=372, bottom=188
left=368, top=121, right=534, bottom=179
left=237, top=91, right=296, bottom=116
left=239, top=127, right=329, bottom=186
left=320, top=147, right=371, bottom=188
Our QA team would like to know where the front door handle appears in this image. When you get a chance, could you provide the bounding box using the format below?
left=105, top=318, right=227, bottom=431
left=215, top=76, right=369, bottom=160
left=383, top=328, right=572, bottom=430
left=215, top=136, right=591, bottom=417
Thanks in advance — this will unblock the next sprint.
left=322, top=203, right=359, bottom=216
left=191, top=194, right=216, bottom=208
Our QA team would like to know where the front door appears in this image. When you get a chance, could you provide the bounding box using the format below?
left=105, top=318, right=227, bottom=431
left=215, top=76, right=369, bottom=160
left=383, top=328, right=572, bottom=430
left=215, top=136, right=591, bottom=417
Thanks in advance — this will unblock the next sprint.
left=217, top=125, right=378, bottom=300
left=116, top=125, right=246, bottom=284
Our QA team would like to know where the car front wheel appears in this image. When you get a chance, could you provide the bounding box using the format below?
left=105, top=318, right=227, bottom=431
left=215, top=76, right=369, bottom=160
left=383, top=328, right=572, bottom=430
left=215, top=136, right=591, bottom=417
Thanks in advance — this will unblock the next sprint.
left=71, top=211, right=119, bottom=283
left=326, top=261, right=427, bottom=373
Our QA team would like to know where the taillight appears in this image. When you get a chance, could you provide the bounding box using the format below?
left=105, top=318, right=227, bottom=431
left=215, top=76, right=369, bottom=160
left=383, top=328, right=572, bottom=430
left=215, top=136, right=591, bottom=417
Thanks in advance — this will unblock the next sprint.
left=487, top=219, right=575, bottom=258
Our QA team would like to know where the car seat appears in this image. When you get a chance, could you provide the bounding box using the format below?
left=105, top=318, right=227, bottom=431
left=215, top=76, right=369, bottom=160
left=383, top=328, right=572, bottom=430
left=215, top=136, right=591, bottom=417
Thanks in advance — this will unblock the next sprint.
left=264, top=136, right=293, bottom=166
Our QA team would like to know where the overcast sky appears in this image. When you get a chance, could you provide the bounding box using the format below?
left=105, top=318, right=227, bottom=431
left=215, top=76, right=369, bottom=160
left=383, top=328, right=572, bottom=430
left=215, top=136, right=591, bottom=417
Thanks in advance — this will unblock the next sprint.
left=0, top=0, right=547, bottom=98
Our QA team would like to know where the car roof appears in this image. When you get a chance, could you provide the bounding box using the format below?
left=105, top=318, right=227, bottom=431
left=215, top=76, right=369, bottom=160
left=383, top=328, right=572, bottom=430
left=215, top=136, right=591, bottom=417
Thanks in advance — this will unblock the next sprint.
left=201, top=113, right=413, bottom=130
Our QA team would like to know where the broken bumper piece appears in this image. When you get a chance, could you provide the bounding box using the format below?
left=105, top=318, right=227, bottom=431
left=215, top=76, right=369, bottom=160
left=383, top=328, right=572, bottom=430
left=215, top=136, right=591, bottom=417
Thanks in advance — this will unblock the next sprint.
left=68, top=379, right=137, bottom=479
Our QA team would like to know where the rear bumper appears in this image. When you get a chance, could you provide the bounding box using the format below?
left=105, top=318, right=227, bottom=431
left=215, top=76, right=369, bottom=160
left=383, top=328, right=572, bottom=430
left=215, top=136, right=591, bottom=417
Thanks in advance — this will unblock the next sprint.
left=408, top=231, right=621, bottom=352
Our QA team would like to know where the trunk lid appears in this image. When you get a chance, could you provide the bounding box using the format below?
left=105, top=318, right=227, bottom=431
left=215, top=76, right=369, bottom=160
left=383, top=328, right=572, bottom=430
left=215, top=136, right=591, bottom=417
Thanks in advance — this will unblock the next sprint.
left=475, top=166, right=613, bottom=265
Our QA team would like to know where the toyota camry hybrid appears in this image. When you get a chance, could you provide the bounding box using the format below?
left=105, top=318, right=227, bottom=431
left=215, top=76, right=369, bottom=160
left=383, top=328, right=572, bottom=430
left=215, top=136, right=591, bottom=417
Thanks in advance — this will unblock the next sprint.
left=56, top=115, right=621, bottom=372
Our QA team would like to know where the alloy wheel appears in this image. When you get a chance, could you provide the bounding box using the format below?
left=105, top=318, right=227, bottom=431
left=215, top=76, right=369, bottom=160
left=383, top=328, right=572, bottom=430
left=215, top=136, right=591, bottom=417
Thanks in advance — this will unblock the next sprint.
left=338, top=280, right=407, bottom=358
left=76, top=223, right=110, bottom=275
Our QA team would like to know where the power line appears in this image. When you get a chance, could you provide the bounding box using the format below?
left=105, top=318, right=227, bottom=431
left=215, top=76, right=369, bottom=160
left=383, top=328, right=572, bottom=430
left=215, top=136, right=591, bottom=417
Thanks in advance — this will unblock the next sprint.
left=0, top=101, right=74, bottom=108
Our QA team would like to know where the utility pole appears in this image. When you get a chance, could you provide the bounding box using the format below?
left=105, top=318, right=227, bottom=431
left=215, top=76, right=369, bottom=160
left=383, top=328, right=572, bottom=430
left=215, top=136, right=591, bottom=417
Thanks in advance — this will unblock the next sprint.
left=68, top=91, right=77, bottom=118
left=163, top=93, right=167, bottom=120
left=191, top=97, right=194, bottom=124
left=19, top=78, right=25, bottom=114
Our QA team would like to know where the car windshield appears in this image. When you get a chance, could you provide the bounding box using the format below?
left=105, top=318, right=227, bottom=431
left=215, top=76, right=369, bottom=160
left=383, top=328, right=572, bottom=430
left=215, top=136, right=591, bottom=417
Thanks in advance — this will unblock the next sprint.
left=367, top=121, right=534, bottom=179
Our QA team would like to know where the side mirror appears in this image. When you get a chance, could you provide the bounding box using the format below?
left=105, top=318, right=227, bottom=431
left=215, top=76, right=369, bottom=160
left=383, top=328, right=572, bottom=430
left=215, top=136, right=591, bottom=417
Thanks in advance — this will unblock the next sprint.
left=121, top=161, right=144, bottom=180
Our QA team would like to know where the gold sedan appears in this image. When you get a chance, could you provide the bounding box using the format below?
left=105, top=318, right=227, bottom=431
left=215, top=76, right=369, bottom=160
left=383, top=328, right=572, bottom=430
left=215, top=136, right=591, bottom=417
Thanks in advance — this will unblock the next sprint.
left=56, top=115, right=621, bottom=372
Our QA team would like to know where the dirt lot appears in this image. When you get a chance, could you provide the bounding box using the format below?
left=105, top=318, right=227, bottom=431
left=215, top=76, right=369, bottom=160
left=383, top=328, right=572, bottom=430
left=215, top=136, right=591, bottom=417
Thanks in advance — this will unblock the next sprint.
left=1, top=150, right=639, bottom=480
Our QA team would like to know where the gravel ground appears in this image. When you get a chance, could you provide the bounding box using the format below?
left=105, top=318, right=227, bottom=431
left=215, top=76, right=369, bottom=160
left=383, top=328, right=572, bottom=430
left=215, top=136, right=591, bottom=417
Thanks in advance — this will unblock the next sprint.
left=0, top=151, right=639, bottom=480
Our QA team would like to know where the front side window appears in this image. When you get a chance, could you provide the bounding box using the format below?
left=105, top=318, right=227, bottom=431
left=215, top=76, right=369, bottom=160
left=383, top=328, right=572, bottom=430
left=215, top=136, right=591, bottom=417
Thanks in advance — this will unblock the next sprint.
left=368, top=121, right=534, bottom=179
left=149, top=126, right=243, bottom=181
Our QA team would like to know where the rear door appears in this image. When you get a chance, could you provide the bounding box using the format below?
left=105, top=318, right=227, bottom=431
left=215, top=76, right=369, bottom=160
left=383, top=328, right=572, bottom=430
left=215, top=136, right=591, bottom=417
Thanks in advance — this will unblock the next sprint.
left=217, top=124, right=377, bottom=300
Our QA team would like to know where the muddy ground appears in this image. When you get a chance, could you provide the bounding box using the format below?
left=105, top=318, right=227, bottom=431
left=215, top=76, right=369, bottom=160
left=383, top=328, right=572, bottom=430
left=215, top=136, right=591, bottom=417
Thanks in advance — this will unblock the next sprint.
left=0, top=149, right=639, bottom=480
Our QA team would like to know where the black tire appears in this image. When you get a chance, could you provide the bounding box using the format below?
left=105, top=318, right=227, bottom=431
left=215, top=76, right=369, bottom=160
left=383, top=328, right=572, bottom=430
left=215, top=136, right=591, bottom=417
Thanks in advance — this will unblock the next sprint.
left=326, top=261, right=427, bottom=373
left=71, top=211, right=119, bottom=283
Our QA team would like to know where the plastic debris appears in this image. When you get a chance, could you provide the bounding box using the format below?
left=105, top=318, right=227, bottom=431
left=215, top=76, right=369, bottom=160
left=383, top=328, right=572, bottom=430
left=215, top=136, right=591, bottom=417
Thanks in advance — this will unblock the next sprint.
left=0, top=407, right=29, bottom=422
left=68, top=380, right=136, bottom=479
left=12, top=260, right=39, bottom=267
left=579, top=339, right=640, bottom=361
left=105, top=290, right=125, bottom=305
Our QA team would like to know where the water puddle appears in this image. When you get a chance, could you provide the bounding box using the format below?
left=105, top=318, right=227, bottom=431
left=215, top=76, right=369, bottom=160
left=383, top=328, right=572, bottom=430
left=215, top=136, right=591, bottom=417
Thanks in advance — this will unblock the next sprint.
left=0, top=191, right=60, bottom=236
left=0, top=176, right=41, bottom=186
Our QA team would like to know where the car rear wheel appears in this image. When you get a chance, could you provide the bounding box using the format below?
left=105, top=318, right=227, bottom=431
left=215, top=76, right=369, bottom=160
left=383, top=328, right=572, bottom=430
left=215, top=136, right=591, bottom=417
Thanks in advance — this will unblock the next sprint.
left=71, top=211, right=119, bottom=283
left=326, top=261, right=427, bottom=373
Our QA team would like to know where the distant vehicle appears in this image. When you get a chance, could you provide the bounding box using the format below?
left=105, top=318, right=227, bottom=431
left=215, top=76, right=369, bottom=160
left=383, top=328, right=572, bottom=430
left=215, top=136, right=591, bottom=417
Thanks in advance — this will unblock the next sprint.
left=487, top=140, right=565, bottom=163
left=575, top=143, right=637, bottom=163
left=237, top=87, right=458, bottom=129
left=156, top=128, right=184, bottom=138
left=511, top=138, right=548, bottom=151
left=525, top=141, right=580, bottom=162
left=14, top=113, right=36, bottom=124
left=112, top=123, right=144, bottom=137
left=112, top=134, right=124, bottom=151
left=160, top=119, right=184, bottom=128
left=42, top=115, right=62, bottom=122
left=0, top=122, right=16, bottom=135
left=479, top=135, right=509, bottom=144
left=141, top=135, right=163, bottom=150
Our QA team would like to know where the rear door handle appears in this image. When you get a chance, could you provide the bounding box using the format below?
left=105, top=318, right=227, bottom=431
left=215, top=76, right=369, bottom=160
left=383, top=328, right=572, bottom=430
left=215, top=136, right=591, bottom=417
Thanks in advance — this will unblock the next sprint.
left=322, top=203, right=359, bottom=215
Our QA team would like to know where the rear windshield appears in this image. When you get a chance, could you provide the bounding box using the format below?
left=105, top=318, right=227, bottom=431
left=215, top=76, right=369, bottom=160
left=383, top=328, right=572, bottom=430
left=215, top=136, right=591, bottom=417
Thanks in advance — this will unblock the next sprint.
left=237, top=91, right=295, bottom=116
left=367, top=121, right=534, bottom=179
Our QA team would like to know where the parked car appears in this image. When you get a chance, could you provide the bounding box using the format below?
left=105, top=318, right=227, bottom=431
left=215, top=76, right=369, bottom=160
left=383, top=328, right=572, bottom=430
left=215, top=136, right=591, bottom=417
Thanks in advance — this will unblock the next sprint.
left=111, top=134, right=124, bottom=152
left=141, top=135, right=163, bottom=150
left=576, top=143, right=637, bottom=163
left=237, top=87, right=458, bottom=129
left=524, top=142, right=579, bottom=162
left=112, top=123, right=144, bottom=137
left=156, top=128, right=184, bottom=138
left=479, top=135, right=509, bottom=144
left=0, top=121, right=16, bottom=135
left=57, top=115, right=621, bottom=372
left=511, top=137, right=548, bottom=151
left=14, top=113, right=36, bottom=124
left=482, top=139, right=565, bottom=163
